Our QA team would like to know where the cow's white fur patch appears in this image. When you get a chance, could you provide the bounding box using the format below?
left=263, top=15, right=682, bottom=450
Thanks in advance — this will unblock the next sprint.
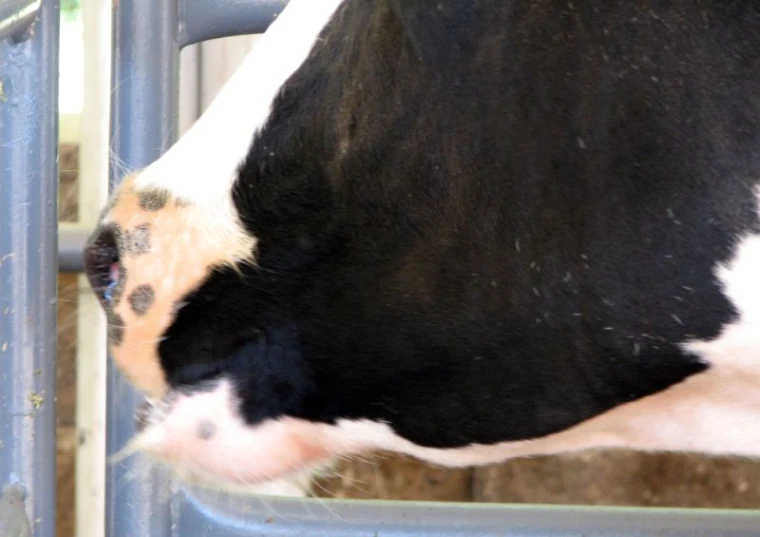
left=127, top=380, right=353, bottom=496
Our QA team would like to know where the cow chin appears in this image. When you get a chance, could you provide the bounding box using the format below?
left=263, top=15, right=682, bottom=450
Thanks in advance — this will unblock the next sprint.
left=122, top=378, right=340, bottom=493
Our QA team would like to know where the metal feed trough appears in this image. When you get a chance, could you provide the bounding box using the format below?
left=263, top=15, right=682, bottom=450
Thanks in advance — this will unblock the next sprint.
left=2, top=0, right=760, bottom=535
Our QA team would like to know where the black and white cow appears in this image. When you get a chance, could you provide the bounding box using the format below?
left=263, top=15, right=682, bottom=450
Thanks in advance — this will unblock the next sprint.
left=84, top=0, right=760, bottom=497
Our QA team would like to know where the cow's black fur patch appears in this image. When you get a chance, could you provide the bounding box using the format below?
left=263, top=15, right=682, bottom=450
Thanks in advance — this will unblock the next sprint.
left=158, top=0, right=760, bottom=449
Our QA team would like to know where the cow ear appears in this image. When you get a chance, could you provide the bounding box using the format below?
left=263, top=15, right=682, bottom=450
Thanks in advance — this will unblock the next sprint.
left=387, top=0, right=476, bottom=68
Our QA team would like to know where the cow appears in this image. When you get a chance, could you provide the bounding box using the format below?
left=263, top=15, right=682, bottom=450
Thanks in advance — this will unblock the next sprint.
left=84, top=0, right=760, bottom=498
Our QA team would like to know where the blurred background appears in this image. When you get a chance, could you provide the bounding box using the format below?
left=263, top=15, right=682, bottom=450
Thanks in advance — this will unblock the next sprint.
left=55, top=2, right=760, bottom=536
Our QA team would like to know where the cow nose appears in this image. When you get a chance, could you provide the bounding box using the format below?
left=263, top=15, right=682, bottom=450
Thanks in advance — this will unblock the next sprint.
left=83, top=225, right=121, bottom=308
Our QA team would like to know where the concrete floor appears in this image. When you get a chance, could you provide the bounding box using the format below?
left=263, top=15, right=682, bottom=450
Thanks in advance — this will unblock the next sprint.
left=54, top=145, right=760, bottom=537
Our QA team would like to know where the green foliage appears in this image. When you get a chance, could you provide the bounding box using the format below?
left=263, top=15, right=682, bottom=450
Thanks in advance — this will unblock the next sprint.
left=61, top=0, right=81, bottom=20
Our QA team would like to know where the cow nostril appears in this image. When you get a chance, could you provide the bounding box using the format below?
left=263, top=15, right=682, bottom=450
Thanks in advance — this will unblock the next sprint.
left=83, top=225, right=121, bottom=306
left=102, top=263, right=120, bottom=303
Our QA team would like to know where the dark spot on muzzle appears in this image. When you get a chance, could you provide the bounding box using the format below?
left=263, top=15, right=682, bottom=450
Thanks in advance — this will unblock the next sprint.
left=120, top=224, right=152, bottom=257
left=198, top=421, right=216, bottom=440
left=128, top=284, right=156, bottom=316
left=137, top=188, right=170, bottom=211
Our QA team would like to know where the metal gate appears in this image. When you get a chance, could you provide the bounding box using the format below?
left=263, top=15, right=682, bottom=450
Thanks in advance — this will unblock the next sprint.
left=2, top=0, right=760, bottom=535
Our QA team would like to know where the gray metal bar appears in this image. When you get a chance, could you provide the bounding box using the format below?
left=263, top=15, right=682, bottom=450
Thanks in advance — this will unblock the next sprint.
left=178, top=487, right=760, bottom=537
left=0, top=1, right=59, bottom=537
left=0, top=0, right=40, bottom=43
left=58, top=223, right=90, bottom=272
left=178, top=0, right=286, bottom=47
left=106, top=1, right=180, bottom=536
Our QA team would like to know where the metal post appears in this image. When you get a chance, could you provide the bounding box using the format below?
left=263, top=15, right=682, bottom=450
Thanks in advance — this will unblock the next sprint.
left=105, top=1, right=180, bottom=536
left=0, top=1, right=60, bottom=537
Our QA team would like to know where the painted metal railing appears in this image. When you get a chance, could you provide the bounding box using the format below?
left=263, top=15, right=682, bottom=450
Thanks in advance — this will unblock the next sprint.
left=3, top=0, right=760, bottom=535
left=1, top=1, right=59, bottom=536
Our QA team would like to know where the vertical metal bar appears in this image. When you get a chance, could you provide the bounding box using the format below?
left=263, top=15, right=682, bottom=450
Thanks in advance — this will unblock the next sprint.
left=0, top=1, right=60, bottom=536
left=106, top=1, right=180, bottom=536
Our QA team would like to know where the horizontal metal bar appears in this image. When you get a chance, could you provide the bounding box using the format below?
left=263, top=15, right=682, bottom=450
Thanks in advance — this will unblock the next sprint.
left=179, top=487, right=760, bottom=537
left=58, top=223, right=91, bottom=272
left=0, top=0, right=40, bottom=42
left=177, top=0, right=287, bottom=48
